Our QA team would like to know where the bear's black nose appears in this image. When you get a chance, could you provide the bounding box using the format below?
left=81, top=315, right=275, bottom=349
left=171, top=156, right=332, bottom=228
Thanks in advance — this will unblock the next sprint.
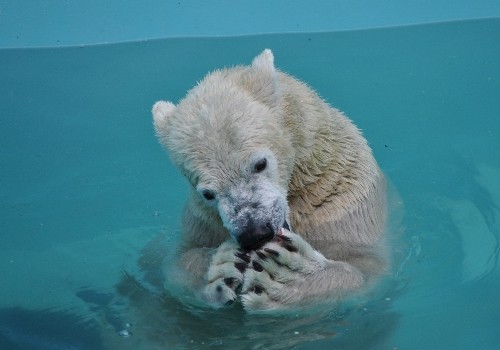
left=238, top=221, right=275, bottom=251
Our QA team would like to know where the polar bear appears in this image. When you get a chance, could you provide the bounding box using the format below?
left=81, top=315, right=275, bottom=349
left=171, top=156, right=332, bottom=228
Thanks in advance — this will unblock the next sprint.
left=152, top=49, right=386, bottom=311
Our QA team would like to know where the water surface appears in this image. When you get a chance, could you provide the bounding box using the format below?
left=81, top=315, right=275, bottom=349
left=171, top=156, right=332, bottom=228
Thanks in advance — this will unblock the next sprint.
left=1, top=19, right=499, bottom=349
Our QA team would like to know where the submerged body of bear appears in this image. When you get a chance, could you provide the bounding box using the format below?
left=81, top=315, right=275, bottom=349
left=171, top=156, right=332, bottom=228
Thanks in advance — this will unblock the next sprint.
left=152, top=49, right=386, bottom=311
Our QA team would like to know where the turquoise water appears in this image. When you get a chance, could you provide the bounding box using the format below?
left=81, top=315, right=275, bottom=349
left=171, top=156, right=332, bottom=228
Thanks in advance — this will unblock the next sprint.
left=1, top=19, right=499, bottom=349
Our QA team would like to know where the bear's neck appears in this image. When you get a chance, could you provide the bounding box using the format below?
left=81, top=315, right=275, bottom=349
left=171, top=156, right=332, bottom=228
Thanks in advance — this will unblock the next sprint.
left=280, top=74, right=374, bottom=234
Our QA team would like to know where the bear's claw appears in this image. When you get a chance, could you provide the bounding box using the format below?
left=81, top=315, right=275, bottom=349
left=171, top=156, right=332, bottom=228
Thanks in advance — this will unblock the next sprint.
left=234, top=262, right=247, bottom=273
left=235, top=251, right=251, bottom=263
left=256, top=250, right=267, bottom=260
left=264, top=248, right=280, bottom=257
left=203, top=240, right=247, bottom=307
left=252, top=260, right=264, bottom=272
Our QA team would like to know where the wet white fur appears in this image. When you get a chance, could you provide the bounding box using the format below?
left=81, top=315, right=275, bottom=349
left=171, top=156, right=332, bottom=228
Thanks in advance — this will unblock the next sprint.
left=152, top=49, right=386, bottom=310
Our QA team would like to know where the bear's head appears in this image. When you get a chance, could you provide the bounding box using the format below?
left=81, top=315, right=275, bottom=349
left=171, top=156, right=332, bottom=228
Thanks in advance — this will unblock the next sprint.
left=152, top=49, right=295, bottom=250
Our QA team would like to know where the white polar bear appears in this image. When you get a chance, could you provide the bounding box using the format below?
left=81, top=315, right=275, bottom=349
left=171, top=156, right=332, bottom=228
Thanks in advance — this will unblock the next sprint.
left=152, top=49, right=386, bottom=311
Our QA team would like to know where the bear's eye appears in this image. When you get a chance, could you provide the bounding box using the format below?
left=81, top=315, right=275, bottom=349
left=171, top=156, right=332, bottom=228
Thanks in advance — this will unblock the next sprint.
left=202, top=190, right=216, bottom=201
left=254, top=158, right=267, bottom=173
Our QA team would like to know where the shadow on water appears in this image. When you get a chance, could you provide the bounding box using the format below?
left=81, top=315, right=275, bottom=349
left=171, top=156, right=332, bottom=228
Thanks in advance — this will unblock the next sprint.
left=0, top=307, right=103, bottom=350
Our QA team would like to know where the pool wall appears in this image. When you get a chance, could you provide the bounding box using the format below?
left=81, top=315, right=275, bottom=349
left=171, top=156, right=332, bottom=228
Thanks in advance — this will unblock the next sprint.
left=1, top=0, right=500, bottom=48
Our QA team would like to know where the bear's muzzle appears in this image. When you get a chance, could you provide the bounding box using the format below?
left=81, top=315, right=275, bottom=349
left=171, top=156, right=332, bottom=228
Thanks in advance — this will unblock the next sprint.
left=237, top=218, right=275, bottom=251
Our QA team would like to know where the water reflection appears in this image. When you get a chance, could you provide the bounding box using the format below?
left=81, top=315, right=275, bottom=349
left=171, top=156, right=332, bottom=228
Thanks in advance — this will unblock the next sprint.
left=105, top=274, right=399, bottom=349
left=100, top=229, right=403, bottom=350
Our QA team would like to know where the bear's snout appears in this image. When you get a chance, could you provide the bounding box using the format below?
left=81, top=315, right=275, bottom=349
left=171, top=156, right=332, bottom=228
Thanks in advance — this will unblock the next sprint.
left=237, top=219, right=275, bottom=251
left=217, top=182, right=287, bottom=250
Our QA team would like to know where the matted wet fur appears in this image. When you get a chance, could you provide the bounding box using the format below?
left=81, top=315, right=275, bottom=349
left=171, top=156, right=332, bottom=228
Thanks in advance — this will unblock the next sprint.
left=152, top=49, right=387, bottom=311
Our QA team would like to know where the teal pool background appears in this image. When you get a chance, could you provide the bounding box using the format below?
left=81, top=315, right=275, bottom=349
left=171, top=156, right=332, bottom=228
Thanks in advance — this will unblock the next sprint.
left=1, top=3, right=500, bottom=350
left=2, top=0, right=500, bottom=48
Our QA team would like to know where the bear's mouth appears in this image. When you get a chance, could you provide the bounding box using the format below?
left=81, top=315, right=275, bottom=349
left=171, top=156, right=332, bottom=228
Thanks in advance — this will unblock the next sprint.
left=239, top=220, right=290, bottom=251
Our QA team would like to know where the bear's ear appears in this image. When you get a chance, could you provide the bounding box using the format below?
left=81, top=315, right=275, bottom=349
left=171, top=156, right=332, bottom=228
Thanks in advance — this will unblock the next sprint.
left=152, top=100, right=176, bottom=137
left=248, top=49, right=281, bottom=108
left=251, top=49, right=275, bottom=74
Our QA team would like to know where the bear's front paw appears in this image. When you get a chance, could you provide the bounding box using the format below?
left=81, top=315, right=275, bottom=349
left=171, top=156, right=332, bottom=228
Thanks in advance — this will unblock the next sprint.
left=240, top=229, right=328, bottom=311
left=240, top=264, right=289, bottom=311
left=202, top=240, right=250, bottom=307
left=259, top=229, right=328, bottom=274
